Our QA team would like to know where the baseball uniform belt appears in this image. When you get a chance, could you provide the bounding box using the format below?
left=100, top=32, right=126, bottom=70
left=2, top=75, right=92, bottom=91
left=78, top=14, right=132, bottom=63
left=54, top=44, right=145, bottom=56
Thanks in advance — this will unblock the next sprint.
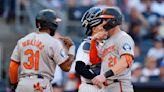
left=20, top=74, right=44, bottom=79
left=86, top=79, right=119, bottom=85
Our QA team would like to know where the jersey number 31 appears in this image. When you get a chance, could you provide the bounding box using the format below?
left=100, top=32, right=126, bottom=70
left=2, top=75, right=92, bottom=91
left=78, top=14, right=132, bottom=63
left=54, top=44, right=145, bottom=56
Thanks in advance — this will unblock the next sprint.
left=23, top=49, right=39, bottom=70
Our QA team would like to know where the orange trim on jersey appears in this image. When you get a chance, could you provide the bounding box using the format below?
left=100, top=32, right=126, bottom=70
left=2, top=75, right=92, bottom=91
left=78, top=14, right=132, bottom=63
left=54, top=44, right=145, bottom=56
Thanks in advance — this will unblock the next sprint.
left=89, top=40, right=101, bottom=64
left=9, top=60, right=20, bottom=84
left=122, top=54, right=133, bottom=68
left=99, top=15, right=115, bottom=19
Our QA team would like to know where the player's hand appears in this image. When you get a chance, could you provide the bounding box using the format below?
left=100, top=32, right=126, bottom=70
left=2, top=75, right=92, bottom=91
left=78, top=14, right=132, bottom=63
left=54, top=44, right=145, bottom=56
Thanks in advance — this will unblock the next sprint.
left=54, top=33, right=74, bottom=49
left=91, top=31, right=108, bottom=41
left=91, top=74, right=107, bottom=89
left=59, top=36, right=74, bottom=49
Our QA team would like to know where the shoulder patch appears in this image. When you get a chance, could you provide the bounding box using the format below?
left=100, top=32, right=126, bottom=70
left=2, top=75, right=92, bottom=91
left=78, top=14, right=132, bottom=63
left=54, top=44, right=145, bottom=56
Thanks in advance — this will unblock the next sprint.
left=123, top=43, right=131, bottom=51
left=83, top=42, right=90, bottom=53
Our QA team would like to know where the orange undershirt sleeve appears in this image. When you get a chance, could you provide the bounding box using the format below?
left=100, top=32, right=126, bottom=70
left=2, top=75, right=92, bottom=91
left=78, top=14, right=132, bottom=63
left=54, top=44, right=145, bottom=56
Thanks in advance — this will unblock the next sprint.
left=9, top=60, right=20, bottom=84
left=122, top=54, right=133, bottom=68
left=89, top=40, right=101, bottom=64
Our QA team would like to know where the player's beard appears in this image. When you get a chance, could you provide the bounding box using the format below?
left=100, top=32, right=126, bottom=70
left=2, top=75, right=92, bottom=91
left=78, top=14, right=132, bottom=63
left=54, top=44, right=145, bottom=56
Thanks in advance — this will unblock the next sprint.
left=50, top=29, right=55, bottom=36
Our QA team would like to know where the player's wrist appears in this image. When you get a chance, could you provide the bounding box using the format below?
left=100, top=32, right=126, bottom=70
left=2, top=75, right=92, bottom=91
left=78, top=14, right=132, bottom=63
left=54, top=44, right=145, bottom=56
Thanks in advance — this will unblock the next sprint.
left=104, top=69, right=114, bottom=78
left=68, top=45, right=75, bottom=56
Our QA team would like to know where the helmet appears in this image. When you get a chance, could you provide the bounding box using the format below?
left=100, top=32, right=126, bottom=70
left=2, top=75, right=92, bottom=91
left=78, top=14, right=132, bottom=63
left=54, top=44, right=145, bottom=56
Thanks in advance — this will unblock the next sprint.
left=81, top=6, right=107, bottom=36
left=36, top=9, right=61, bottom=36
left=99, top=7, right=123, bottom=31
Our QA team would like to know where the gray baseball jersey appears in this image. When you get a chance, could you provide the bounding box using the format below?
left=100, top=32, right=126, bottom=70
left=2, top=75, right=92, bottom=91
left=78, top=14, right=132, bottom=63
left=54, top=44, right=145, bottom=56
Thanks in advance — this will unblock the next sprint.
left=100, top=31, right=134, bottom=80
left=11, top=32, right=69, bottom=81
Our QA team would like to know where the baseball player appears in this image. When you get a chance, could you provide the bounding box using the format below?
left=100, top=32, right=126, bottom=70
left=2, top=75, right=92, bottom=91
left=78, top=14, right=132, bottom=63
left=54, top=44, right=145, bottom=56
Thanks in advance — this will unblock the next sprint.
left=75, top=6, right=108, bottom=92
left=90, top=7, right=135, bottom=92
left=9, top=9, right=75, bottom=92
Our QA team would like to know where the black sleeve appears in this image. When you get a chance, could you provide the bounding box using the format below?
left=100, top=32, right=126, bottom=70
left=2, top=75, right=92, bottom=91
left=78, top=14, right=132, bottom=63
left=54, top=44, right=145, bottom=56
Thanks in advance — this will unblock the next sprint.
left=75, top=61, right=96, bottom=79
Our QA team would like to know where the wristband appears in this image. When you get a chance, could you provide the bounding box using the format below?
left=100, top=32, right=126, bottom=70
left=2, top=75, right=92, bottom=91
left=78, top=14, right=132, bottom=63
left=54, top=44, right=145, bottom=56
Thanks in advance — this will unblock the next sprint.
left=104, top=69, right=114, bottom=78
left=68, top=45, right=75, bottom=56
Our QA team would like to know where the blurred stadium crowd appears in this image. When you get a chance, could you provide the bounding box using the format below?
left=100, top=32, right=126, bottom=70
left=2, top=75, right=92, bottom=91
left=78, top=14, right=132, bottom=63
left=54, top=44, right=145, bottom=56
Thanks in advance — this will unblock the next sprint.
left=0, top=0, right=164, bottom=92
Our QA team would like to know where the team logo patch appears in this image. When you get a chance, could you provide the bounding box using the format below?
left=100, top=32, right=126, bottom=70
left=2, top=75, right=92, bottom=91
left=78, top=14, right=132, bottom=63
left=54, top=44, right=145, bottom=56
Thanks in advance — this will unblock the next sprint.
left=60, top=49, right=67, bottom=58
left=83, top=42, right=90, bottom=53
left=123, top=43, right=131, bottom=51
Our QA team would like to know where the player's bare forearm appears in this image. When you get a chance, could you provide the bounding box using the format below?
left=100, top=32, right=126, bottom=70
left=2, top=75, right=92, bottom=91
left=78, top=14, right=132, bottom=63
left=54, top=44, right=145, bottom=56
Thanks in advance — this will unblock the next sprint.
left=67, top=54, right=75, bottom=68
left=90, top=40, right=101, bottom=64
left=59, top=38, right=75, bottom=72
left=110, top=56, right=128, bottom=75
left=59, top=54, right=74, bottom=72
left=104, top=55, right=133, bottom=78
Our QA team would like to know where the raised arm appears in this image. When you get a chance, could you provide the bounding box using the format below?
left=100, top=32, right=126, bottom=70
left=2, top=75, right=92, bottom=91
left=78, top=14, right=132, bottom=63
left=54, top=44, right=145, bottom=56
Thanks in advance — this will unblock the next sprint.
left=53, top=36, right=75, bottom=72
left=89, top=40, right=101, bottom=64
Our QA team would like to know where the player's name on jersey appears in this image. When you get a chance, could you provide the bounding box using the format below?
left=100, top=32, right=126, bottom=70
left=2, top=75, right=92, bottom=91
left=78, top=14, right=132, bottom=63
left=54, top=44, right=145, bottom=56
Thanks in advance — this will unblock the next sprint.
left=22, top=39, right=44, bottom=50
left=102, top=45, right=115, bottom=57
